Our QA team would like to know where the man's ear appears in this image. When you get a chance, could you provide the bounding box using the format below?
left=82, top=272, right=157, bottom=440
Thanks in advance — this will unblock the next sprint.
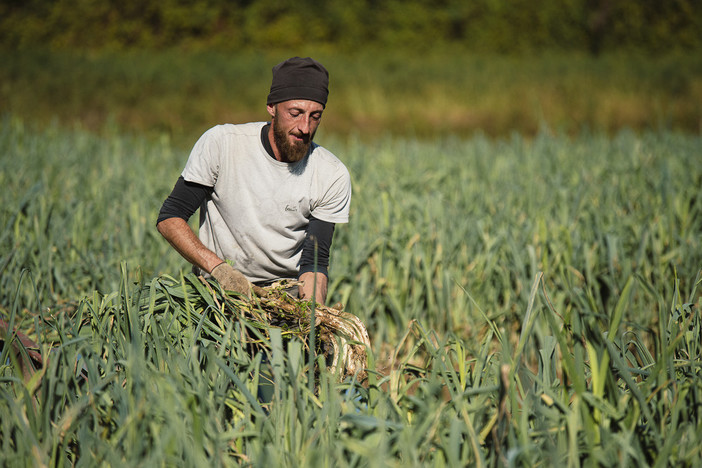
left=266, top=104, right=276, bottom=119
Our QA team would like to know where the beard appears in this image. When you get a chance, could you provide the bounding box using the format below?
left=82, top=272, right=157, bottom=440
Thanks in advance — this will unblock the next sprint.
left=272, top=118, right=315, bottom=163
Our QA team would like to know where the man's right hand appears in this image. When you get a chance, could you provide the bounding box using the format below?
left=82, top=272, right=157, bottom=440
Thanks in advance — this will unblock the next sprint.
left=211, top=263, right=252, bottom=299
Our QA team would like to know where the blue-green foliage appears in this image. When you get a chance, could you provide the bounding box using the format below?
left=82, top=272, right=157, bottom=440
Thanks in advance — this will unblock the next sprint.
left=1, top=118, right=701, bottom=466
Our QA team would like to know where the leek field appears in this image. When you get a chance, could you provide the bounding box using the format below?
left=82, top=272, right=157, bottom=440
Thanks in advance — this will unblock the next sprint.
left=1, top=113, right=701, bottom=466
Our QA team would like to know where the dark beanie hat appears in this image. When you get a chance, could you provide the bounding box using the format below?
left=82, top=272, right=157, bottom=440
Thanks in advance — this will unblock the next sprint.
left=266, top=57, right=329, bottom=107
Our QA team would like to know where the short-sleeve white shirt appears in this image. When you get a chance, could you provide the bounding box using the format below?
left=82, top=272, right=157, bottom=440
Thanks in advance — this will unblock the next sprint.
left=182, top=122, right=351, bottom=283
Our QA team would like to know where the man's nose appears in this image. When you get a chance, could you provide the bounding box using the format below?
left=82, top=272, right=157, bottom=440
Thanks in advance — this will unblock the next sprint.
left=297, top=117, right=311, bottom=134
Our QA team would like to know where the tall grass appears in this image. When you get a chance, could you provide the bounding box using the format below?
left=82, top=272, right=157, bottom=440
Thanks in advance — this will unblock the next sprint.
left=333, top=131, right=701, bottom=347
left=1, top=117, right=701, bottom=465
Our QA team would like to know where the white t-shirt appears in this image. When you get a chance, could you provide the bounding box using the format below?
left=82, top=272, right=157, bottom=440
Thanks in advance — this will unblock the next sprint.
left=182, top=122, right=351, bottom=283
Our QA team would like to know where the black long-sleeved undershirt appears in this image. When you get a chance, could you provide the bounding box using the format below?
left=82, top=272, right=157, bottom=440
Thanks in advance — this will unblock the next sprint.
left=157, top=176, right=210, bottom=224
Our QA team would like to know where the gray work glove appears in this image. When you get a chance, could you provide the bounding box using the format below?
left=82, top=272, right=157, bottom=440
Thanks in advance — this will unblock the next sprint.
left=210, top=262, right=252, bottom=299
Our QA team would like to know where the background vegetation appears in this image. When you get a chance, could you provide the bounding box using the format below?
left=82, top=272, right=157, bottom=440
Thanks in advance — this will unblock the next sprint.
left=2, top=1, right=701, bottom=141
left=1, top=50, right=701, bottom=145
left=2, top=0, right=701, bottom=53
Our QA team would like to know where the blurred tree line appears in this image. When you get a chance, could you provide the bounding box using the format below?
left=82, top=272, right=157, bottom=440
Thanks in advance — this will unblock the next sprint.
left=1, top=0, right=700, bottom=53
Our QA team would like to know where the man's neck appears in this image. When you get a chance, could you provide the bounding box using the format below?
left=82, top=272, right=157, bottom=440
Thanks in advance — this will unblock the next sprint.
left=260, top=123, right=278, bottom=160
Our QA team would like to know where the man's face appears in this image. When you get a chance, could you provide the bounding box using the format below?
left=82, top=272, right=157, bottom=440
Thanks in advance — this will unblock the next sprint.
left=267, top=100, right=324, bottom=163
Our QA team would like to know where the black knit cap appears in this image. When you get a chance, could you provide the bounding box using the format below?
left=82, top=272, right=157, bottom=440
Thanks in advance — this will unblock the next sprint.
left=266, top=57, right=329, bottom=107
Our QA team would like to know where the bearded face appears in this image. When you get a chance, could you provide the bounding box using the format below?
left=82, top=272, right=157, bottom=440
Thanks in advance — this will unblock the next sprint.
left=267, top=100, right=323, bottom=163
left=272, top=115, right=314, bottom=163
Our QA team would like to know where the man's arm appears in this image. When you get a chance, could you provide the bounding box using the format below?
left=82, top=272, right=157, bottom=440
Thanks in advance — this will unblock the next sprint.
left=157, top=176, right=222, bottom=273
left=157, top=177, right=251, bottom=297
left=157, top=217, right=223, bottom=274
left=298, top=217, right=335, bottom=304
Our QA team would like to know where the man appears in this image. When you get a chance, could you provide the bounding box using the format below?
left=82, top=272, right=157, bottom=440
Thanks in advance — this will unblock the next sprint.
left=156, top=57, right=351, bottom=305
